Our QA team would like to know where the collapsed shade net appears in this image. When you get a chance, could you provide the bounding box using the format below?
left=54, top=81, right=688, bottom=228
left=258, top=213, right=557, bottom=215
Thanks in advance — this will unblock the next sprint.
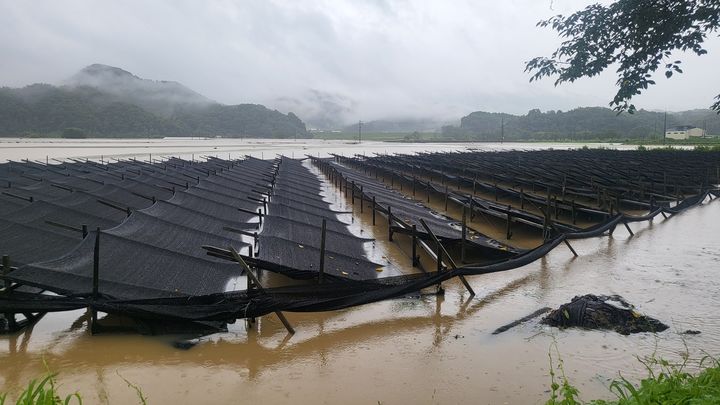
left=9, top=231, right=243, bottom=299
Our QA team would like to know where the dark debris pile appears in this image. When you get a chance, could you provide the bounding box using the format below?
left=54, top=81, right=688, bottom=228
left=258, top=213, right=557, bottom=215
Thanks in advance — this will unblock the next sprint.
left=542, top=294, right=668, bottom=335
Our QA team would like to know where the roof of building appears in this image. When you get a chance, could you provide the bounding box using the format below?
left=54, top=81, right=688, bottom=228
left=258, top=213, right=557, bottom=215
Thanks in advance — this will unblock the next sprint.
left=667, top=125, right=700, bottom=132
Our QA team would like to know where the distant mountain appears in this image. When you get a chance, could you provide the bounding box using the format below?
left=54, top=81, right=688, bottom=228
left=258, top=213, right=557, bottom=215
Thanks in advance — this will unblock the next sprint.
left=0, top=64, right=308, bottom=138
left=442, top=107, right=720, bottom=140
left=342, top=118, right=453, bottom=133
left=66, top=64, right=214, bottom=117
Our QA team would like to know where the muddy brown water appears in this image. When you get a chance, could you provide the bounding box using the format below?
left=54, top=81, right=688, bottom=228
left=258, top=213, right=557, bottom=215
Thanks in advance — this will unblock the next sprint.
left=1, top=139, right=718, bottom=404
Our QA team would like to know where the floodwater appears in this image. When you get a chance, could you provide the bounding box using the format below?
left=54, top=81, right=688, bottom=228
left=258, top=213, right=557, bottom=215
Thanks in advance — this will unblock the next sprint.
left=1, top=138, right=719, bottom=404
left=0, top=137, right=643, bottom=163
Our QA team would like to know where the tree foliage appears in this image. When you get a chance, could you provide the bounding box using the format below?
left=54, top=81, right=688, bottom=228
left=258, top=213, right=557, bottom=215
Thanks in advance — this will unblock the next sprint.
left=0, top=84, right=308, bottom=138
left=442, top=107, right=720, bottom=141
left=525, top=0, right=720, bottom=113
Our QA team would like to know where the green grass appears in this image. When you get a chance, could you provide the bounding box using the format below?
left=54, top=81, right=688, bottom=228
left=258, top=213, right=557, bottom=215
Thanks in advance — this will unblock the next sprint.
left=633, top=144, right=720, bottom=152
left=0, top=373, right=81, bottom=405
left=693, top=144, right=720, bottom=152
left=625, top=137, right=720, bottom=146
left=1, top=363, right=146, bottom=405
left=546, top=344, right=720, bottom=404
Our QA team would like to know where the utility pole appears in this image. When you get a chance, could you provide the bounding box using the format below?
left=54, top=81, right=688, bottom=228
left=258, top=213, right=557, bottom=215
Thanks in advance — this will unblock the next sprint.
left=358, top=120, right=363, bottom=143
left=653, top=114, right=657, bottom=141
left=663, top=111, right=667, bottom=145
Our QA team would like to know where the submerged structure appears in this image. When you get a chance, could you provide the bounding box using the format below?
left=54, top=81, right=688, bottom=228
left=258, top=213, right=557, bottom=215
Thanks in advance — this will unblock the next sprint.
left=0, top=149, right=718, bottom=335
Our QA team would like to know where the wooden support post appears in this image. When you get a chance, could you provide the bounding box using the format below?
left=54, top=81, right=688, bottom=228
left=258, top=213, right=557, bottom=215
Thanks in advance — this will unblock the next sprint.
left=388, top=206, right=393, bottom=241
left=91, top=228, right=100, bottom=334
left=319, top=219, right=327, bottom=283
left=411, top=224, right=418, bottom=267
left=563, top=238, right=579, bottom=257
left=2, top=255, right=16, bottom=331
left=412, top=176, right=416, bottom=196
left=360, top=186, right=364, bottom=213
left=444, top=184, right=449, bottom=211
left=228, top=247, right=295, bottom=334
left=2, top=255, right=10, bottom=294
left=461, top=207, right=467, bottom=263
left=257, top=208, right=263, bottom=226
left=82, top=224, right=88, bottom=239
left=372, top=196, right=376, bottom=225
left=427, top=181, right=431, bottom=203
left=542, top=209, right=578, bottom=257
left=622, top=220, right=634, bottom=236
left=351, top=181, right=355, bottom=204
left=506, top=206, right=513, bottom=240
left=436, top=242, right=443, bottom=273
left=418, top=219, right=475, bottom=297
left=2, top=255, right=17, bottom=332
left=520, top=188, right=525, bottom=210
left=469, top=195, right=474, bottom=221
left=545, top=188, right=550, bottom=218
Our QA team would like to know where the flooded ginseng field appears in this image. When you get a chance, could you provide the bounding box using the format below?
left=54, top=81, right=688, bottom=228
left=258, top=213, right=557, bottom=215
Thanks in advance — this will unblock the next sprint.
left=1, top=139, right=717, bottom=404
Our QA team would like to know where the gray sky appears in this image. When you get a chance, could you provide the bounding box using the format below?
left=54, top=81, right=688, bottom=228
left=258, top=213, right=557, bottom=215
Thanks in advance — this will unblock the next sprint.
left=1, top=0, right=719, bottom=126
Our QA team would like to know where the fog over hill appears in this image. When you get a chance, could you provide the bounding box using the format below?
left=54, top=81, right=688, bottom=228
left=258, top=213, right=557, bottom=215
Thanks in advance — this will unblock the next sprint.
left=0, top=64, right=308, bottom=138
left=66, top=64, right=215, bottom=117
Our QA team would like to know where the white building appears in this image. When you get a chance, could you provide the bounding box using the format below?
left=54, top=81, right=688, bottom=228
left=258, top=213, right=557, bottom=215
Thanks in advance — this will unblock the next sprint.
left=665, top=125, right=705, bottom=140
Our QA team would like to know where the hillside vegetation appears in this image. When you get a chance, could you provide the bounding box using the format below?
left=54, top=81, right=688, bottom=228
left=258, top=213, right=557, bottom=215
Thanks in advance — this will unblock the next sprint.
left=443, top=107, right=720, bottom=141
left=0, top=64, right=307, bottom=138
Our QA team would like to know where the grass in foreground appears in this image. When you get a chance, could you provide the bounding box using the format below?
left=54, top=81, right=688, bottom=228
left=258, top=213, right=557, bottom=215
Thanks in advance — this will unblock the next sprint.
left=547, top=344, right=720, bottom=404
left=0, top=373, right=81, bottom=405
left=0, top=364, right=146, bottom=405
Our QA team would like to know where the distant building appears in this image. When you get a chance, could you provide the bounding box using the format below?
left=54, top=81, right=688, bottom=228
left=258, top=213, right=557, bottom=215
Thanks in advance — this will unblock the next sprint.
left=665, top=125, right=705, bottom=140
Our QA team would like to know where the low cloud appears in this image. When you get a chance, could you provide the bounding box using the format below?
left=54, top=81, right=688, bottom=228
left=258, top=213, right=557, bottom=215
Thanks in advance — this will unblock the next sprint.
left=1, top=0, right=718, bottom=126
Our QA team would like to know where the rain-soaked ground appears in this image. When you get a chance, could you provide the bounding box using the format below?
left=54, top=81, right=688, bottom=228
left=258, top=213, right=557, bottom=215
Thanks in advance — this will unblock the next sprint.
left=1, top=139, right=718, bottom=404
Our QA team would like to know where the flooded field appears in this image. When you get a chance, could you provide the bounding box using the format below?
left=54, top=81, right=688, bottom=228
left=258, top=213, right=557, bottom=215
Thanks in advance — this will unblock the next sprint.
left=1, top=139, right=718, bottom=404
left=0, top=138, right=640, bottom=163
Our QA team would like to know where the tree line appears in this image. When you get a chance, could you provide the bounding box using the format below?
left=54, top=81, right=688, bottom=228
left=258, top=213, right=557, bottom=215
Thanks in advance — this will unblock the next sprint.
left=442, top=107, right=719, bottom=141
left=0, top=84, right=308, bottom=138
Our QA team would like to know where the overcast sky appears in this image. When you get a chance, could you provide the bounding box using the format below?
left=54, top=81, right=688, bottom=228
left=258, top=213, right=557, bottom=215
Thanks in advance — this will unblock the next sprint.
left=1, top=0, right=719, bottom=125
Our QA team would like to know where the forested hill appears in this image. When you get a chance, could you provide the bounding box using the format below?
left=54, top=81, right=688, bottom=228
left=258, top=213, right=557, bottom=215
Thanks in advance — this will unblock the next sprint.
left=443, top=107, right=720, bottom=140
left=341, top=118, right=453, bottom=133
left=0, top=64, right=308, bottom=138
